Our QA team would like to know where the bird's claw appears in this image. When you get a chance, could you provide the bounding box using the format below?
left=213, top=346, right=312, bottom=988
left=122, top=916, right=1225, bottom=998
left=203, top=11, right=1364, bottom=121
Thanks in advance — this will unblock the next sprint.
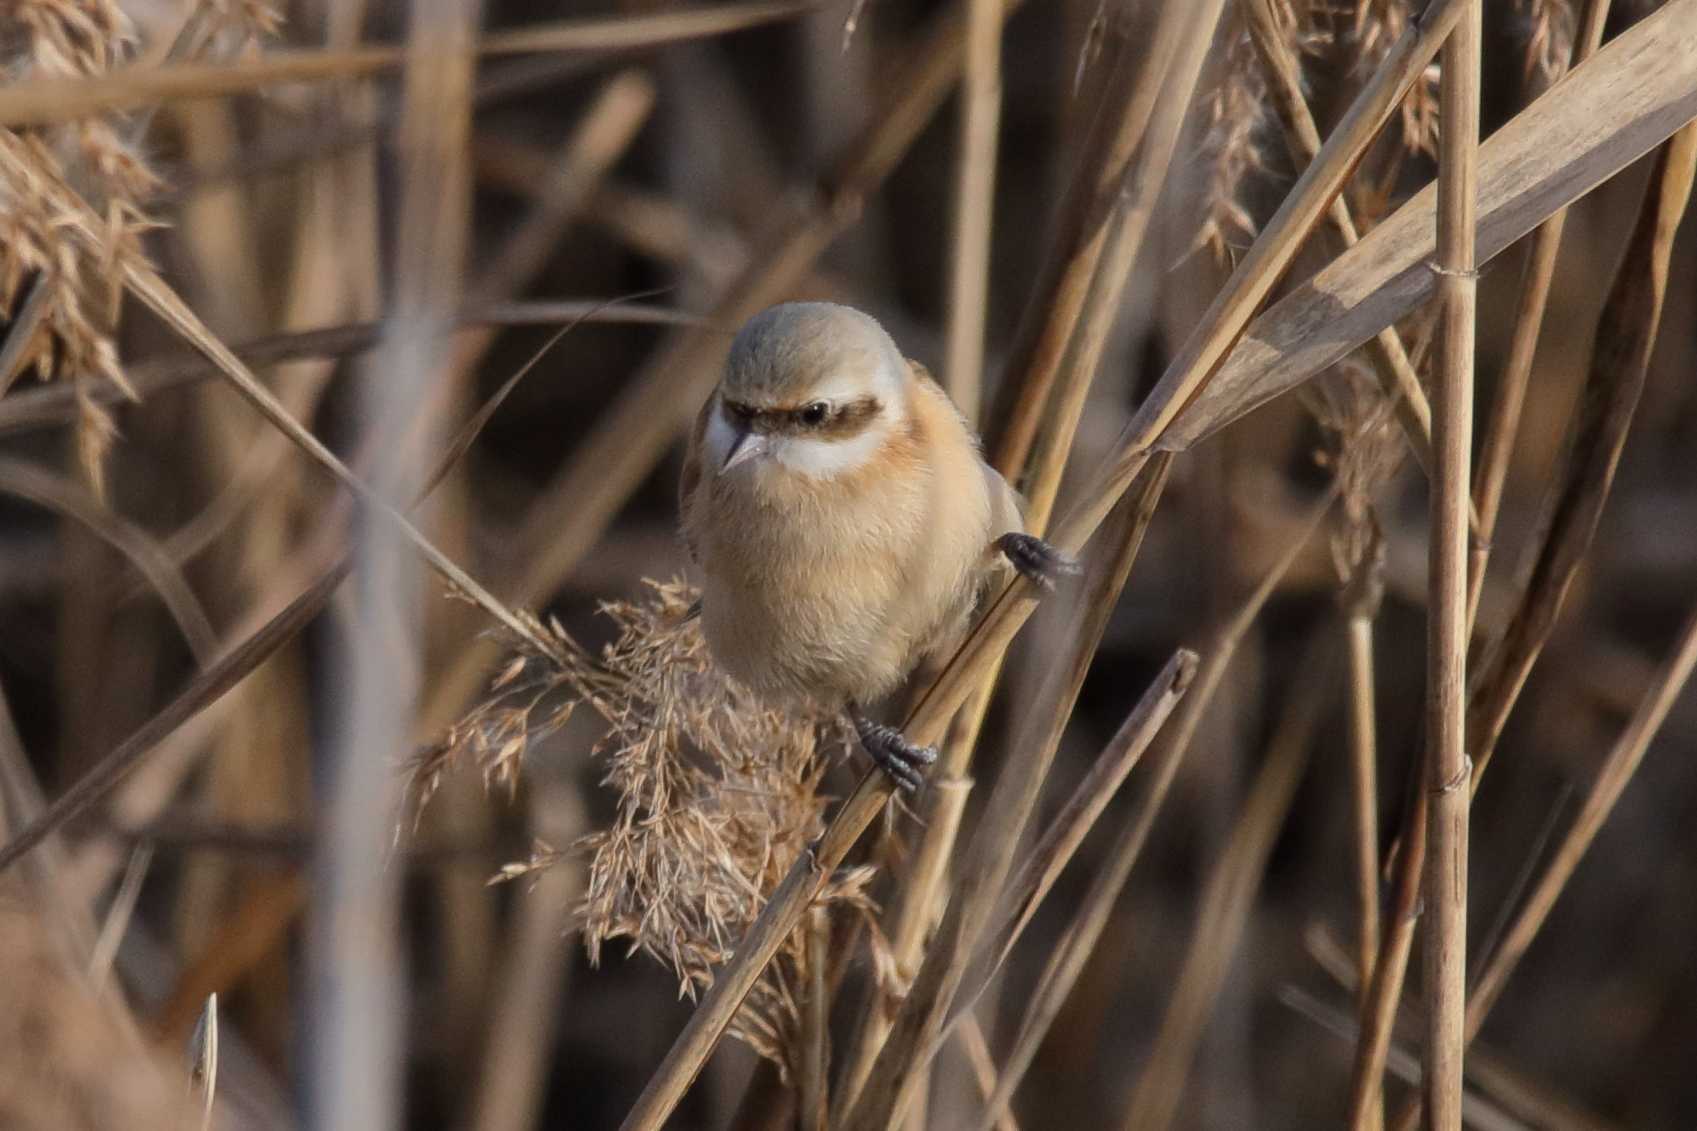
left=853, top=716, right=936, bottom=793
left=996, top=532, right=1082, bottom=591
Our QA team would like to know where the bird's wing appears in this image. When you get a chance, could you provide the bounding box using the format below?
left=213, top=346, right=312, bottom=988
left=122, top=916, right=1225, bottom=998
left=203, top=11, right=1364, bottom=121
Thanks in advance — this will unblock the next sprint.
left=981, top=459, right=1026, bottom=538
left=678, top=393, right=714, bottom=563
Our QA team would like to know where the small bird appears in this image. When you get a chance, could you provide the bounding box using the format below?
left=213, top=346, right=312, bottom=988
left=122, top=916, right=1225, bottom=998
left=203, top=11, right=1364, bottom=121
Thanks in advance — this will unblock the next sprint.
left=680, top=302, right=1077, bottom=790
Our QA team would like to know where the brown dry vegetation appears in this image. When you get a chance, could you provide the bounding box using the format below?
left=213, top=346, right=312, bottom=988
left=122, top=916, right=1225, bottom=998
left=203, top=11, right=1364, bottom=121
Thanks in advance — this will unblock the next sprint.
left=2, top=1, right=1697, bottom=1129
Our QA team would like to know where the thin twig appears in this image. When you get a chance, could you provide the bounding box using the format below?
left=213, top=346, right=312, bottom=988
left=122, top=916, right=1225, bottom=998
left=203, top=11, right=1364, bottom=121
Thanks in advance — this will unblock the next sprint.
left=965, top=492, right=1335, bottom=1131
left=1118, top=635, right=1331, bottom=1131
left=1467, top=122, right=1697, bottom=786
left=1466, top=0, right=1614, bottom=630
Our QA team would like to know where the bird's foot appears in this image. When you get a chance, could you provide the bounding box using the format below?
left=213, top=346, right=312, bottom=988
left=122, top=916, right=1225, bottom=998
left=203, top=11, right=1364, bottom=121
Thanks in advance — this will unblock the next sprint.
left=852, top=715, right=936, bottom=793
left=996, top=532, right=1082, bottom=591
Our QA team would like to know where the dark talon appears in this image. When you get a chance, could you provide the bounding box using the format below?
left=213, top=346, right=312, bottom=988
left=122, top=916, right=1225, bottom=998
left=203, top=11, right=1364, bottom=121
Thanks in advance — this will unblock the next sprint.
left=995, top=532, right=1081, bottom=591
left=852, top=714, right=936, bottom=793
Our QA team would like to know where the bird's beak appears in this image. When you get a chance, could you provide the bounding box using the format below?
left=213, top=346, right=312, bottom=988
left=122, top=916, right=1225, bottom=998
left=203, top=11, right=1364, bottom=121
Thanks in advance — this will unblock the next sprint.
left=721, top=427, right=768, bottom=472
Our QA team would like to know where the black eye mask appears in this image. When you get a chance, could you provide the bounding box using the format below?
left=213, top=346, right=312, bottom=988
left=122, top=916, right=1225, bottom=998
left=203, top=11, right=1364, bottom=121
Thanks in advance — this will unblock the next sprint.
left=724, top=396, right=881, bottom=439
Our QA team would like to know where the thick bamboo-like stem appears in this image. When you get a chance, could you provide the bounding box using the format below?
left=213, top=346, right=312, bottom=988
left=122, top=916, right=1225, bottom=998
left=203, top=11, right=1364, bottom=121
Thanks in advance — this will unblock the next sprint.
left=1423, top=8, right=1480, bottom=1128
left=1118, top=638, right=1331, bottom=1131
left=1466, top=0, right=1612, bottom=630
left=942, top=0, right=1002, bottom=425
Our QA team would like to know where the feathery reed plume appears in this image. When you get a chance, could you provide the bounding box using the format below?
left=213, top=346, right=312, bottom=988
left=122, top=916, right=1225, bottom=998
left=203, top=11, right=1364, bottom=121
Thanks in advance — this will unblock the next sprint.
left=1512, top=0, right=1577, bottom=83
left=0, top=0, right=276, bottom=493
left=1347, top=0, right=1439, bottom=157
left=1192, top=2, right=1322, bottom=264
left=421, top=581, right=879, bottom=1080
left=1307, top=362, right=1402, bottom=592
left=0, top=881, right=185, bottom=1129
left=0, top=1, right=156, bottom=491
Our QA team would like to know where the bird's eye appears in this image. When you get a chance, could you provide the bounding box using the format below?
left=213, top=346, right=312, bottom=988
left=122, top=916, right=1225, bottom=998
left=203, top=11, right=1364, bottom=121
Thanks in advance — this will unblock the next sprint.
left=800, top=401, right=829, bottom=426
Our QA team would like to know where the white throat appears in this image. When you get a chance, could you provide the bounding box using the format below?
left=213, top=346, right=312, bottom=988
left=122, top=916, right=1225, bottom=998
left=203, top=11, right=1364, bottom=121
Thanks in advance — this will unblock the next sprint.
left=773, top=426, right=887, bottom=478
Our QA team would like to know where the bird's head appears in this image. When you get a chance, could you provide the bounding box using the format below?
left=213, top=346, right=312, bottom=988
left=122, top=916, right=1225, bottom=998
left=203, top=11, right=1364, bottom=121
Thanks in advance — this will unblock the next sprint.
left=706, top=303, right=910, bottom=480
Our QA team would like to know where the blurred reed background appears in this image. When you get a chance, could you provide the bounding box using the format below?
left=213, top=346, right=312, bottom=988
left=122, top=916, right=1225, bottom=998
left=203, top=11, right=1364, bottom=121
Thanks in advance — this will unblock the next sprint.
left=1, top=0, right=1696, bottom=1128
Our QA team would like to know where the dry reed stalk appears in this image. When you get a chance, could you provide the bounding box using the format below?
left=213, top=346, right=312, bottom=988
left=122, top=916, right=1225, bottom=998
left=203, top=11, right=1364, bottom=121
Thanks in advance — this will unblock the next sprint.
left=1118, top=637, right=1331, bottom=1131
left=0, top=300, right=702, bottom=436
left=1467, top=121, right=1697, bottom=786
left=1344, top=604, right=1382, bottom=1120
left=0, top=276, right=602, bottom=882
left=1022, top=0, right=1228, bottom=534
left=422, top=0, right=1028, bottom=742
left=1307, top=370, right=1400, bottom=1070
left=0, top=459, right=217, bottom=662
left=1345, top=771, right=1427, bottom=1129
left=1117, top=0, right=1469, bottom=461
left=1238, top=0, right=1434, bottom=474
left=1467, top=0, right=1612, bottom=630
left=0, top=559, right=349, bottom=876
left=970, top=646, right=1197, bottom=983
left=1161, top=0, right=1697, bottom=451
left=1379, top=119, right=1697, bottom=1131
left=1463, top=600, right=1697, bottom=1039
left=799, top=907, right=830, bottom=1131
left=466, top=784, right=584, bottom=1131
left=311, top=1, right=477, bottom=1124
left=965, top=491, right=1334, bottom=1131
left=941, top=0, right=1002, bottom=424
left=0, top=2, right=817, bottom=128
left=1423, top=7, right=1481, bottom=1128
left=955, top=1016, right=1019, bottom=1131
left=838, top=7, right=1221, bottom=1100
left=983, top=2, right=1189, bottom=479
left=835, top=458, right=1170, bottom=1131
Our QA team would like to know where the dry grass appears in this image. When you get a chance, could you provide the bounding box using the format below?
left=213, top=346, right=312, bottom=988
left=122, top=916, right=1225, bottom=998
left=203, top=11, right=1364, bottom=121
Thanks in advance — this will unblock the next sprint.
left=3, top=2, right=1697, bottom=1129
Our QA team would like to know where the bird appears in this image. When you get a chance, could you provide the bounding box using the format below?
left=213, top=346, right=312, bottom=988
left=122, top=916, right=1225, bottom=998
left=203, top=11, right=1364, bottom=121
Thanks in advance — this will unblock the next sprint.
left=679, top=302, right=1077, bottom=791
